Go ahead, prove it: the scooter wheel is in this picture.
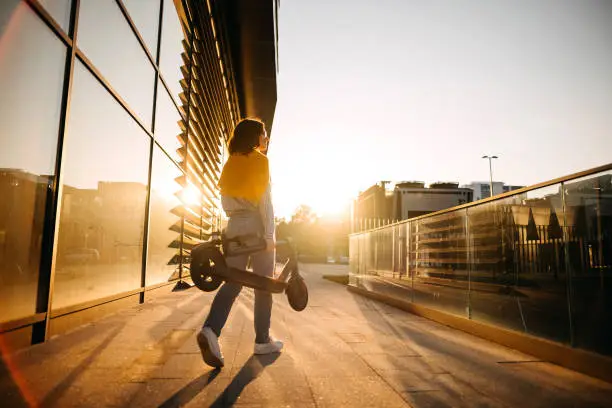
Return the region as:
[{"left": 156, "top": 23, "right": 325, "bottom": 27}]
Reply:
[
  {"left": 190, "top": 245, "right": 224, "bottom": 292},
  {"left": 192, "top": 272, "right": 222, "bottom": 292},
  {"left": 286, "top": 274, "right": 308, "bottom": 311}
]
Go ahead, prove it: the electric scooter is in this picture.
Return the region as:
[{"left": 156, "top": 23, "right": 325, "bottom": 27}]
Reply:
[{"left": 189, "top": 233, "right": 308, "bottom": 311}]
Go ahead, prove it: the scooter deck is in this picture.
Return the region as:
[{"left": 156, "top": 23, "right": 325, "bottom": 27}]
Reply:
[
  {"left": 190, "top": 238, "right": 298, "bottom": 293},
  {"left": 189, "top": 240, "right": 308, "bottom": 311},
  {"left": 221, "top": 267, "right": 287, "bottom": 293},
  {"left": 216, "top": 256, "right": 295, "bottom": 293}
]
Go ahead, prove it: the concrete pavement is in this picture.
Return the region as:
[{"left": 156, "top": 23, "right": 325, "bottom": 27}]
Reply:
[{"left": 1, "top": 264, "right": 611, "bottom": 407}]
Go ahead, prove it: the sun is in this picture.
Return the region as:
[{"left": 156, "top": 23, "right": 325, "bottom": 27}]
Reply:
[
  {"left": 308, "top": 194, "right": 350, "bottom": 218},
  {"left": 267, "top": 138, "right": 363, "bottom": 221},
  {"left": 273, "top": 181, "right": 353, "bottom": 220}
]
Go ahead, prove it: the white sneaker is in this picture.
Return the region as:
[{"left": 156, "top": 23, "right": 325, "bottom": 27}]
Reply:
[
  {"left": 197, "top": 327, "right": 224, "bottom": 368},
  {"left": 254, "top": 337, "right": 284, "bottom": 355}
]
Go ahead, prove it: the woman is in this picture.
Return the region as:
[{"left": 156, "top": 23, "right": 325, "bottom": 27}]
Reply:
[{"left": 197, "top": 118, "right": 282, "bottom": 368}]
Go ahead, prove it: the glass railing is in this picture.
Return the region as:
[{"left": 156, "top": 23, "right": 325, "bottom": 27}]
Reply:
[{"left": 349, "top": 164, "right": 612, "bottom": 357}]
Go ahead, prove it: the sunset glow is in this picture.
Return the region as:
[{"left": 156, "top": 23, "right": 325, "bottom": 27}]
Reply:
[
  {"left": 181, "top": 182, "right": 201, "bottom": 206},
  {"left": 267, "top": 0, "right": 612, "bottom": 221}
]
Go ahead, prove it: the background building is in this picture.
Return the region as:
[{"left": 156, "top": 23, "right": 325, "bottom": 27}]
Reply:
[
  {"left": 393, "top": 181, "right": 473, "bottom": 220},
  {"left": 463, "top": 181, "right": 524, "bottom": 201},
  {"left": 352, "top": 180, "right": 473, "bottom": 232},
  {"left": 351, "top": 182, "right": 395, "bottom": 230},
  {"left": 0, "top": 0, "right": 278, "bottom": 350}
]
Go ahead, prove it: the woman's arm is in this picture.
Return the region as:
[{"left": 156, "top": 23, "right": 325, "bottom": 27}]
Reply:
[{"left": 258, "top": 183, "right": 275, "bottom": 247}]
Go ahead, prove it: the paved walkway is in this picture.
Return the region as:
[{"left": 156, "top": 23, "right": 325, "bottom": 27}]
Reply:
[{"left": 2, "top": 264, "right": 612, "bottom": 407}]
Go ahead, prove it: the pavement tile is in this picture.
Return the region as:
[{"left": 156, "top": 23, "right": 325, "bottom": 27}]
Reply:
[
  {"left": 400, "top": 390, "right": 456, "bottom": 408},
  {"left": 298, "top": 352, "right": 375, "bottom": 377},
  {"left": 349, "top": 339, "right": 420, "bottom": 357},
  {"left": 134, "top": 348, "right": 172, "bottom": 366},
  {"left": 360, "top": 354, "right": 447, "bottom": 375},
  {"left": 176, "top": 336, "right": 202, "bottom": 354},
  {"left": 153, "top": 353, "right": 230, "bottom": 380},
  {"left": 373, "top": 370, "right": 440, "bottom": 394},
  {"left": 129, "top": 374, "right": 224, "bottom": 408},
  {"left": 416, "top": 353, "right": 580, "bottom": 408},
  {"left": 288, "top": 336, "right": 354, "bottom": 355},
  {"left": 183, "top": 377, "right": 235, "bottom": 407},
  {"left": 4, "top": 263, "right": 612, "bottom": 408},
  {"left": 307, "top": 375, "right": 408, "bottom": 408},
  {"left": 336, "top": 332, "right": 368, "bottom": 343},
  {"left": 430, "top": 373, "right": 507, "bottom": 408},
  {"left": 122, "top": 363, "right": 165, "bottom": 383},
  {"left": 229, "top": 351, "right": 303, "bottom": 378},
  {"left": 88, "top": 347, "right": 144, "bottom": 368},
  {"left": 384, "top": 317, "right": 532, "bottom": 363},
  {"left": 212, "top": 370, "right": 313, "bottom": 406},
  {"left": 70, "top": 366, "right": 150, "bottom": 385},
  {"left": 231, "top": 404, "right": 316, "bottom": 408},
  {"left": 43, "top": 378, "right": 142, "bottom": 408},
  {"left": 498, "top": 361, "right": 612, "bottom": 407}
]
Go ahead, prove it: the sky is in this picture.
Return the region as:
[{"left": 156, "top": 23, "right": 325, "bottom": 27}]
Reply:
[{"left": 267, "top": 0, "right": 612, "bottom": 219}]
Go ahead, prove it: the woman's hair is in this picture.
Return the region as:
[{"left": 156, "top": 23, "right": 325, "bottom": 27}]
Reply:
[{"left": 228, "top": 118, "right": 265, "bottom": 154}]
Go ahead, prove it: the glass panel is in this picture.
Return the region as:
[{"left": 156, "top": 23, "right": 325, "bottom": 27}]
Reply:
[
  {"left": 564, "top": 171, "right": 612, "bottom": 356},
  {"left": 0, "top": 2, "right": 66, "bottom": 322},
  {"left": 351, "top": 231, "right": 372, "bottom": 289},
  {"left": 122, "top": 0, "right": 160, "bottom": 59},
  {"left": 349, "top": 232, "right": 362, "bottom": 285},
  {"left": 77, "top": 0, "right": 155, "bottom": 129},
  {"left": 375, "top": 228, "right": 394, "bottom": 277},
  {"left": 52, "top": 60, "right": 150, "bottom": 310},
  {"left": 146, "top": 146, "right": 182, "bottom": 286},
  {"left": 356, "top": 233, "right": 368, "bottom": 286},
  {"left": 154, "top": 80, "right": 183, "bottom": 163},
  {"left": 365, "top": 231, "right": 374, "bottom": 275},
  {"left": 349, "top": 234, "right": 358, "bottom": 275},
  {"left": 397, "top": 223, "right": 408, "bottom": 279},
  {"left": 37, "top": 0, "right": 72, "bottom": 32},
  {"left": 467, "top": 185, "right": 571, "bottom": 344},
  {"left": 406, "top": 220, "right": 417, "bottom": 301},
  {"left": 350, "top": 225, "right": 413, "bottom": 303},
  {"left": 412, "top": 211, "right": 469, "bottom": 317},
  {"left": 159, "top": 0, "right": 188, "bottom": 104}
]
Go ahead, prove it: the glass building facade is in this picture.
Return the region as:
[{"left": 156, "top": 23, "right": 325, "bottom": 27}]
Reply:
[
  {"left": 350, "top": 165, "right": 612, "bottom": 358},
  {"left": 0, "top": 0, "right": 278, "bottom": 350}
]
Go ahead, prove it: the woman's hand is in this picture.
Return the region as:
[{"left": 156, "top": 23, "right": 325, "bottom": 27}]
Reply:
[{"left": 265, "top": 237, "right": 275, "bottom": 252}]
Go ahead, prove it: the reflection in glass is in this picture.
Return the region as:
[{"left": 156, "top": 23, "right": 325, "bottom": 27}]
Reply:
[
  {"left": 564, "top": 171, "right": 612, "bottom": 355},
  {"left": 0, "top": 2, "right": 66, "bottom": 322},
  {"left": 412, "top": 211, "right": 469, "bottom": 317},
  {"left": 53, "top": 60, "right": 150, "bottom": 310},
  {"left": 349, "top": 173, "right": 612, "bottom": 356},
  {"left": 159, "top": 0, "right": 188, "bottom": 103},
  {"left": 467, "top": 185, "right": 571, "bottom": 343},
  {"left": 154, "top": 80, "right": 183, "bottom": 163},
  {"left": 122, "top": 0, "right": 160, "bottom": 59},
  {"left": 146, "top": 146, "right": 182, "bottom": 286},
  {"left": 374, "top": 228, "right": 393, "bottom": 275},
  {"left": 38, "top": 0, "right": 72, "bottom": 32},
  {"left": 404, "top": 220, "right": 417, "bottom": 302},
  {"left": 77, "top": 0, "right": 155, "bottom": 129}
]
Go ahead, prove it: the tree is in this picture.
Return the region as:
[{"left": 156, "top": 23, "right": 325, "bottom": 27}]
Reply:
[
  {"left": 276, "top": 204, "right": 350, "bottom": 263},
  {"left": 290, "top": 204, "right": 317, "bottom": 225}
]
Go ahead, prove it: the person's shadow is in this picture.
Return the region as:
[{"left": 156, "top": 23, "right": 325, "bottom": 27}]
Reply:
[
  {"left": 158, "top": 368, "right": 221, "bottom": 408},
  {"left": 210, "top": 353, "right": 280, "bottom": 407},
  {"left": 157, "top": 353, "right": 279, "bottom": 408}
]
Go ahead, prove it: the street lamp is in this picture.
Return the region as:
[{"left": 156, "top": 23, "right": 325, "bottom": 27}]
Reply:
[{"left": 482, "top": 155, "right": 498, "bottom": 197}]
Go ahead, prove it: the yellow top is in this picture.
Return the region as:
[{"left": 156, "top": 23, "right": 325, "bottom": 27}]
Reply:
[{"left": 218, "top": 150, "right": 270, "bottom": 204}]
